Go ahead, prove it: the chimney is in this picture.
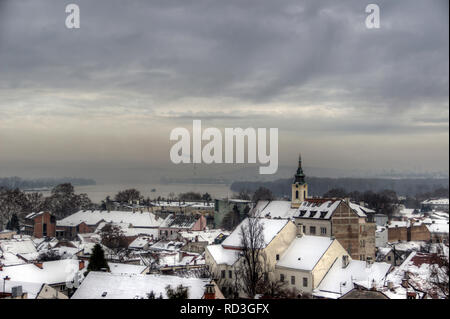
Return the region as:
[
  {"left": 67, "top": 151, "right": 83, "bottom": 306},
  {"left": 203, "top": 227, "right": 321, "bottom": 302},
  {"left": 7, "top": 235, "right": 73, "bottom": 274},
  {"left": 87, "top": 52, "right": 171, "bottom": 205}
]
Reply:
[
  {"left": 401, "top": 278, "right": 409, "bottom": 288},
  {"left": 204, "top": 283, "right": 216, "bottom": 299},
  {"left": 366, "top": 257, "right": 374, "bottom": 268},
  {"left": 79, "top": 260, "right": 85, "bottom": 270},
  {"left": 34, "top": 262, "right": 43, "bottom": 269},
  {"left": 387, "top": 281, "right": 394, "bottom": 290},
  {"left": 342, "top": 255, "right": 349, "bottom": 268},
  {"left": 296, "top": 223, "right": 303, "bottom": 237},
  {"left": 344, "top": 197, "right": 350, "bottom": 205}
]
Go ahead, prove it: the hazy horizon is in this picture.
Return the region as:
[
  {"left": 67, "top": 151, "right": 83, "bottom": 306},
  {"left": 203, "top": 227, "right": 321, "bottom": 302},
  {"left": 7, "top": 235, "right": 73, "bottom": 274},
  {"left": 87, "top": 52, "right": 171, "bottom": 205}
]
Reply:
[{"left": 1, "top": 0, "right": 448, "bottom": 183}]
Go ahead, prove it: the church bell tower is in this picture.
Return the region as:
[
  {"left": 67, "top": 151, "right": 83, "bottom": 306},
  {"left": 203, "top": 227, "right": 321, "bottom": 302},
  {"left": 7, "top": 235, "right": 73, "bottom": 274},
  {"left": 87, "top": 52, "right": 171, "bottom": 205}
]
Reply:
[{"left": 291, "top": 154, "right": 308, "bottom": 208}]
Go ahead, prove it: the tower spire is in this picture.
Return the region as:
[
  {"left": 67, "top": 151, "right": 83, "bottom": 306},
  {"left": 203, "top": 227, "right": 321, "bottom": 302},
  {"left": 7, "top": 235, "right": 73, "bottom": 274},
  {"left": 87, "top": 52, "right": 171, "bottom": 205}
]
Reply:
[{"left": 294, "top": 153, "right": 305, "bottom": 184}]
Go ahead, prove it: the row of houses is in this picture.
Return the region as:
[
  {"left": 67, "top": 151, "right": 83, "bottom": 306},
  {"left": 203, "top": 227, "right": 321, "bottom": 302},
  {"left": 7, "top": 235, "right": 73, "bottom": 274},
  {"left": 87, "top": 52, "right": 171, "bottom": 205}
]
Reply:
[{"left": 22, "top": 209, "right": 208, "bottom": 242}]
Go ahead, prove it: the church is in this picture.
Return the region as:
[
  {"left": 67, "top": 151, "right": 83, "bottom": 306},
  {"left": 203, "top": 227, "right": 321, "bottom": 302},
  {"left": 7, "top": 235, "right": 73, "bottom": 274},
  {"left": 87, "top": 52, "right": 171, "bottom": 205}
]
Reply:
[{"left": 252, "top": 155, "right": 376, "bottom": 261}]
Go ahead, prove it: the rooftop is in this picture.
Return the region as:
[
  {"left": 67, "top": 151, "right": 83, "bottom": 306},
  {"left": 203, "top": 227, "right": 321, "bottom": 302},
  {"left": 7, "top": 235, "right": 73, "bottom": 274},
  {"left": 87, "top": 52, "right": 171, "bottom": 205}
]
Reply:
[{"left": 71, "top": 271, "right": 210, "bottom": 299}]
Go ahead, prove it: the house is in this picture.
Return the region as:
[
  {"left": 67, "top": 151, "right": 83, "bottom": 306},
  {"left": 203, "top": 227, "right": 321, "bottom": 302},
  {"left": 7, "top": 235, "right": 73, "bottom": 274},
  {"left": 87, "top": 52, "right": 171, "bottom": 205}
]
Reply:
[
  {"left": 1, "top": 280, "right": 68, "bottom": 299},
  {"left": 387, "top": 220, "right": 431, "bottom": 242},
  {"left": 313, "top": 258, "right": 391, "bottom": 299},
  {"left": 205, "top": 218, "right": 297, "bottom": 297},
  {"left": 0, "top": 237, "right": 39, "bottom": 263},
  {"left": 56, "top": 210, "right": 162, "bottom": 240},
  {"left": 275, "top": 235, "right": 350, "bottom": 294},
  {"left": 0, "top": 230, "right": 16, "bottom": 240},
  {"left": 159, "top": 214, "right": 207, "bottom": 240},
  {"left": 128, "top": 235, "right": 155, "bottom": 250},
  {"left": 248, "top": 156, "right": 376, "bottom": 262},
  {"left": 0, "top": 259, "right": 87, "bottom": 296},
  {"left": 423, "top": 219, "right": 449, "bottom": 244},
  {"left": 24, "top": 211, "right": 56, "bottom": 238},
  {"left": 421, "top": 198, "right": 449, "bottom": 212},
  {"left": 178, "top": 229, "right": 230, "bottom": 254},
  {"left": 376, "top": 225, "right": 388, "bottom": 248},
  {"left": 379, "top": 251, "right": 447, "bottom": 299},
  {"left": 71, "top": 271, "right": 211, "bottom": 299},
  {"left": 293, "top": 198, "right": 376, "bottom": 261}
]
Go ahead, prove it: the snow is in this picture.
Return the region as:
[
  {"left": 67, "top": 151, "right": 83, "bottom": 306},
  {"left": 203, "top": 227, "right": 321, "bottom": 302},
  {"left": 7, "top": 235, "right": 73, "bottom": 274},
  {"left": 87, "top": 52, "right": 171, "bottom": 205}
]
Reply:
[
  {"left": 57, "top": 210, "right": 162, "bottom": 228},
  {"left": 426, "top": 220, "right": 449, "bottom": 234},
  {"left": 149, "top": 240, "right": 184, "bottom": 252},
  {"left": 71, "top": 271, "right": 210, "bottom": 299},
  {"left": 108, "top": 262, "right": 147, "bottom": 275},
  {"left": 294, "top": 200, "right": 341, "bottom": 219},
  {"left": 252, "top": 200, "right": 297, "bottom": 219},
  {"left": 349, "top": 202, "right": 372, "bottom": 217},
  {"left": 382, "top": 251, "right": 446, "bottom": 299},
  {"left": 276, "top": 236, "right": 334, "bottom": 271},
  {"left": 95, "top": 221, "right": 159, "bottom": 238},
  {"left": 3, "top": 280, "right": 44, "bottom": 299},
  {"left": 0, "top": 251, "right": 27, "bottom": 266},
  {"left": 221, "top": 218, "right": 289, "bottom": 249},
  {"left": 206, "top": 244, "right": 240, "bottom": 266},
  {"left": 0, "top": 238, "right": 37, "bottom": 255},
  {"left": 314, "top": 259, "right": 391, "bottom": 298},
  {"left": 129, "top": 236, "right": 154, "bottom": 250},
  {"left": 178, "top": 229, "right": 230, "bottom": 244},
  {"left": 0, "top": 259, "right": 87, "bottom": 285},
  {"left": 421, "top": 198, "right": 449, "bottom": 205},
  {"left": 159, "top": 214, "right": 199, "bottom": 229}
]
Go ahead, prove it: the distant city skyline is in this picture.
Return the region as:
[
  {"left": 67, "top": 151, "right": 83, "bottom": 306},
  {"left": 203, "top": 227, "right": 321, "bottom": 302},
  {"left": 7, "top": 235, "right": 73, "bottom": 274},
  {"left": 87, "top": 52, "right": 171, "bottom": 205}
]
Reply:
[{"left": 0, "top": 0, "right": 448, "bottom": 183}]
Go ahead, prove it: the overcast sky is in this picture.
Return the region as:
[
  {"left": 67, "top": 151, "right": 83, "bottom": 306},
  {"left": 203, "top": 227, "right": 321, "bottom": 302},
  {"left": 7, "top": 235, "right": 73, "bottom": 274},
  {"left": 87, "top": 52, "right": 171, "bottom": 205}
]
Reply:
[{"left": 0, "top": 0, "right": 448, "bottom": 182}]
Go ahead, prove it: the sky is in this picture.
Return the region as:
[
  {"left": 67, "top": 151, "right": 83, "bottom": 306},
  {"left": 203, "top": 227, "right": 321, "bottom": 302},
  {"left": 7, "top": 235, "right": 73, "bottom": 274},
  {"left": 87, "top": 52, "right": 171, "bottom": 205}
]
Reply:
[{"left": 0, "top": 0, "right": 448, "bottom": 183}]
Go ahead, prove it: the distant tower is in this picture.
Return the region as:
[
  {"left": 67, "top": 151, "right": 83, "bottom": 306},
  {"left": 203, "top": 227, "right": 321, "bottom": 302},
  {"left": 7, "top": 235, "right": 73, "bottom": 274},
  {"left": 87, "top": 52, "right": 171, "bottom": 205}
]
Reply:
[{"left": 291, "top": 154, "right": 308, "bottom": 208}]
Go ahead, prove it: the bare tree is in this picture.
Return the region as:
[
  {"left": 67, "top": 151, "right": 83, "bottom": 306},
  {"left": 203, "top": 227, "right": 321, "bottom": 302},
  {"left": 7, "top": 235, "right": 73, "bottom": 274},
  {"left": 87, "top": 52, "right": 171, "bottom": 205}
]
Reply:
[{"left": 239, "top": 216, "right": 266, "bottom": 298}]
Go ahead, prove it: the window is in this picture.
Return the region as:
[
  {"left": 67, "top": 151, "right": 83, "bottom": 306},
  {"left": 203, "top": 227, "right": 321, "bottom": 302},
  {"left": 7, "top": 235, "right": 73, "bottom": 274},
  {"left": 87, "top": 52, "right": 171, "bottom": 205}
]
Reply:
[
  {"left": 303, "top": 277, "right": 308, "bottom": 287},
  {"left": 295, "top": 190, "right": 299, "bottom": 199},
  {"left": 304, "top": 190, "right": 306, "bottom": 199},
  {"left": 276, "top": 254, "right": 280, "bottom": 261},
  {"left": 43, "top": 223, "right": 47, "bottom": 237},
  {"left": 280, "top": 274, "right": 285, "bottom": 282},
  {"left": 387, "top": 256, "right": 392, "bottom": 261},
  {"left": 310, "top": 226, "right": 316, "bottom": 235},
  {"left": 221, "top": 270, "right": 226, "bottom": 279},
  {"left": 229, "top": 270, "right": 232, "bottom": 279},
  {"left": 320, "top": 227, "right": 327, "bottom": 235},
  {"left": 291, "top": 276, "right": 295, "bottom": 285},
  {"left": 303, "top": 225, "right": 306, "bottom": 233}
]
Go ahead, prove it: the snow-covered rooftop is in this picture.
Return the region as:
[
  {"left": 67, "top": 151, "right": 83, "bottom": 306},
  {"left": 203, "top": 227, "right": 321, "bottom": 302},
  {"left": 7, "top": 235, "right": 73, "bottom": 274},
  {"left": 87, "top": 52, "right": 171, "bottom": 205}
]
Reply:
[
  {"left": 0, "top": 259, "right": 87, "bottom": 285},
  {"left": 294, "top": 199, "right": 341, "bottom": 219},
  {"left": 314, "top": 259, "right": 391, "bottom": 298},
  {"left": 108, "top": 262, "right": 147, "bottom": 275},
  {"left": 221, "top": 218, "right": 289, "bottom": 249},
  {"left": 71, "top": 271, "right": 209, "bottom": 299},
  {"left": 252, "top": 200, "right": 297, "bottom": 219},
  {"left": 57, "top": 210, "right": 162, "bottom": 228},
  {"left": 159, "top": 214, "right": 199, "bottom": 229},
  {"left": 178, "top": 229, "right": 230, "bottom": 244},
  {"left": 206, "top": 244, "right": 240, "bottom": 266},
  {"left": 421, "top": 198, "right": 449, "bottom": 205},
  {"left": 0, "top": 238, "right": 37, "bottom": 255},
  {"left": 3, "top": 280, "right": 45, "bottom": 299},
  {"left": 276, "top": 235, "right": 335, "bottom": 271}
]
